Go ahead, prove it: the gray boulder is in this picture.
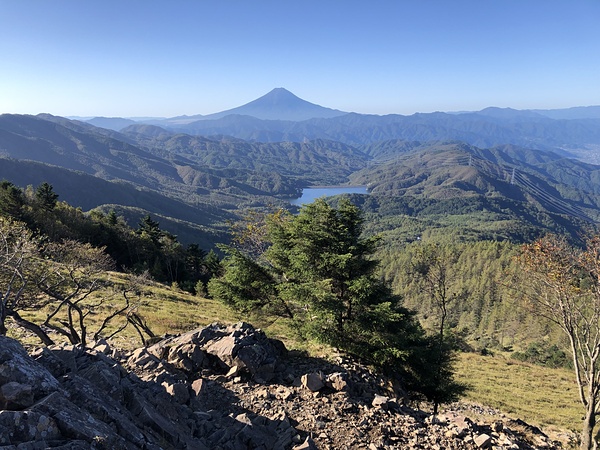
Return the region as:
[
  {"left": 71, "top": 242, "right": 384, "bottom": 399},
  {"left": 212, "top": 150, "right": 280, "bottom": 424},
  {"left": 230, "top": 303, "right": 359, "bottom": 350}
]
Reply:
[
  {"left": 0, "top": 382, "right": 34, "bottom": 410},
  {"left": 146, "top": 322, "right": 286, "bottom": 381},
  {"left": 0, "top": 336, "right": 60, "bottom": 398}
]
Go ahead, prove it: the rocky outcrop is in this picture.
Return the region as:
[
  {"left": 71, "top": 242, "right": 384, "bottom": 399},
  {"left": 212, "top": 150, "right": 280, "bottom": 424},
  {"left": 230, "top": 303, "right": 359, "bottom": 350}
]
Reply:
[{"left": 0, "top": 322, "right": 565, "bottom": 449}]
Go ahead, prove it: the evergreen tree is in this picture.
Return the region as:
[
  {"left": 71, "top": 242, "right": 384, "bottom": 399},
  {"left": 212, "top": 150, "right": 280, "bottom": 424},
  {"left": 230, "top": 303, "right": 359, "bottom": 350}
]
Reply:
[
  {"left": 0, "top": 181, "right": 25, "bottom": 219},
  {"left": 210, "top": 199, "right": 464, "bottom": 409},
  {"left": 266, "top": 198, "right": 383, "bottom": 341},
  {"left": 203, "top": 250, "right": 222, "bottom": 279},
  {"left": 106, "top": 209, "right": 118, "bottom": 226},
  {"left": 208, "top": 246, "right": 281, "bottom": 314},
  {"left": 136, "top": 214, "right": 163, "bottom": 246},
  {"left": 35, "top": 182, "right": 59, "bottom": 211}
]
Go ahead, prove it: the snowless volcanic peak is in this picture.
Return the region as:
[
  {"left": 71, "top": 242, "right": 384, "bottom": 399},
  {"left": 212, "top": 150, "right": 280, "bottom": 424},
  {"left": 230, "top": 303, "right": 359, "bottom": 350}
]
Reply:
[{"left": 202, "top": 88, "right": 348, "bottom": 121}]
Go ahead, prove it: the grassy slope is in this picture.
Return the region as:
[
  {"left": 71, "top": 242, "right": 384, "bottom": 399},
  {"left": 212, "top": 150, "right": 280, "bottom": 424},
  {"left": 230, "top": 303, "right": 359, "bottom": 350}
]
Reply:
[
  {"left": 9, "top": 278, "right": 582, "bottom": 439},
  {"left": 455, "top": 352, "right": 581, "bottom": 434},
  {"left": 9, "top": 274, "right": 239, "bottom": 349},
  {"left": 135, "top": 289, "right": 585, "bottom": 437}
]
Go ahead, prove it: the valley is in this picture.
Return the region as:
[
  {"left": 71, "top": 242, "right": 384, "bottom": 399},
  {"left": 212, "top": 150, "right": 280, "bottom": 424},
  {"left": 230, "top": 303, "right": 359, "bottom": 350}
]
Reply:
[{"left": 2, "top": 89, "right": 600, "bottom": 448}]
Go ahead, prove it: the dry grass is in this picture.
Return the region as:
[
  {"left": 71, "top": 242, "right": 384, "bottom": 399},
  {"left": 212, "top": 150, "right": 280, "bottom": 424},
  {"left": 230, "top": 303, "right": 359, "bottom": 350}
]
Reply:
[
  {"left": 9, "top": 273, "right": 240, "bottom": 349},
  {"left": 455, "top": 351, "right": 581, "bottom": 436},
  {"left": 7, "top": 273, "right": 584, "bottom": 443},
  {"left": 7, "top": 273, "right": 316, "bottom": 353}
]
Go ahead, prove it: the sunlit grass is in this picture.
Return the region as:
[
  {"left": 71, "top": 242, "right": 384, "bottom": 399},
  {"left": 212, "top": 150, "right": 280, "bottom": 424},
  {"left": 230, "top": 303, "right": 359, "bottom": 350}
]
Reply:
[
  {"left": 8, "top": 272, "right": 322, "bottom": 353},
  {"left": 9, "top": 272, "right": 240, "bottom": 349},
  {"left": 455, "top": 351, "right": 581, "bottom": 435},
  {"left": 7, "top": 271, "right": 584, "bottom": 443}
]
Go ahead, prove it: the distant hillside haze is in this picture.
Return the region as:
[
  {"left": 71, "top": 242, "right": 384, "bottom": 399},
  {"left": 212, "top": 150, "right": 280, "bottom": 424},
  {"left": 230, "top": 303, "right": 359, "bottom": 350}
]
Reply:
[
  {"left": 78, "top": 89, "right": 600, "bottom": 156},
  {"left": 2, "top": 110, "right": 600, "bottom": 245},
  {"left": 532, "top": 105, "right": 600, "bottom": 120},
  {"left": 85, "top": 117, "right": 137, "bottom": 131},
  {"left": 118, "top": 90, "right": 600, "bottom": 155}
]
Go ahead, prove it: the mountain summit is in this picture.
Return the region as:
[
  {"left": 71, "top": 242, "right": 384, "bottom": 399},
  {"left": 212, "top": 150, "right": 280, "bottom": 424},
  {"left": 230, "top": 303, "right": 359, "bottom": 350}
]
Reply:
[{"left": 201, "top": 88, "right": 347, "bottom": 121}]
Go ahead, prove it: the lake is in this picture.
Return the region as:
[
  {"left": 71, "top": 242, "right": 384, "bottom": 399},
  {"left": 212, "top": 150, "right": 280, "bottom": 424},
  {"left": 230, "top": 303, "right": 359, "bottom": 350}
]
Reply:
[{"left": 290, "top": 186, "right": 369, "bottom": 206}]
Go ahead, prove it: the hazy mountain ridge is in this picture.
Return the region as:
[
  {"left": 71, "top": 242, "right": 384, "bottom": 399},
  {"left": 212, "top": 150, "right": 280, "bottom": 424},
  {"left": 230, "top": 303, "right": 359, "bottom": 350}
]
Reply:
[
  {"left": 122, "top": 126, "right": 368, "bottom": 185},
  {"left": 0, "top": 114, "right": 172, "bottom": 188},
  {"left": 2, "top": 87, "right": 600, "bottom": 245},
  {"left": 532, "top": 105, "right": 600, "bottom": 120},
  {"left": 351, "top": 141, "right": 600, "bottom": 224},
  {"left": 85, "top": 116, "right": 137, "bottom": 131},
  {"left": 0, "top": 114, "right": 317, "bottom": 198},
  {"left": 79, "top": 90, "right": 600, "bottom": 161},
  {"left": 142, "top": 109, "right": 600, "bottom": 156}
]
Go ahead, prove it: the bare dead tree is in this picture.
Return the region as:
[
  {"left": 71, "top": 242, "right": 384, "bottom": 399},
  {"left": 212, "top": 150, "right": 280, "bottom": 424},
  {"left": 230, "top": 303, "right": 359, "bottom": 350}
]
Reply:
[
  {"left": 35, "top": 240, "right": 115, "bottom": 347},
  {"left": 520, "top": 234, "right": 600, "bottom": 450},
  {"left": 0, "top": 218, "right": 55, "bottom": 344},
  {"left": 100, "top": 271, "right": 156, "bottom": 345}
]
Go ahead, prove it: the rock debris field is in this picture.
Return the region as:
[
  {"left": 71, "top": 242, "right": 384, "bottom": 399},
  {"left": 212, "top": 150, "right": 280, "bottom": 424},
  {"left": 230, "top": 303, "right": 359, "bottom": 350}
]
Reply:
[{"left": 0, "top": 322, "right": 566, "bottom": 449}]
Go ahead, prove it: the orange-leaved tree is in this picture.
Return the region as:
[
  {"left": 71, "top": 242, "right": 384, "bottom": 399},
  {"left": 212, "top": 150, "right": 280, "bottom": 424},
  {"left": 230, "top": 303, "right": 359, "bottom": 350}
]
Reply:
[{"left": 520, "top": 234, "right": 600, "bottom": 450}]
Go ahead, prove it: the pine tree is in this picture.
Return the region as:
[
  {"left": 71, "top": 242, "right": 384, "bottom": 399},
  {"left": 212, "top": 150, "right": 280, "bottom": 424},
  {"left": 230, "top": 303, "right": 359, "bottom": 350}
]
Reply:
[
  {"left": 0, "top": 181, "right": 24, "bottom": 219},
  {"left": 35, "top": 182, "right": 59, "bottom": 211},
  {"left": 266, "top": 198, "right": 382, "bottom": 341},
  {"left": 210, "top": 199, "right": 465, "bottom": 411}
]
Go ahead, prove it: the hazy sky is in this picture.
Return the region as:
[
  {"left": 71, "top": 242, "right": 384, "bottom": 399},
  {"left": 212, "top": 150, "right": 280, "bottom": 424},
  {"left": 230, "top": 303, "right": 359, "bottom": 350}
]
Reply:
[{"left": 1, "top": 1, "right": 599, "bottom": 117}]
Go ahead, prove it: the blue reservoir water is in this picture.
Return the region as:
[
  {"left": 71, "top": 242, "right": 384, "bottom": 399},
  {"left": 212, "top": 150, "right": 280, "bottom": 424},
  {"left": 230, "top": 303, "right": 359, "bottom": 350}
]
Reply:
[{"left": 290, "top": 186, "right": 369, "bottom": 206}]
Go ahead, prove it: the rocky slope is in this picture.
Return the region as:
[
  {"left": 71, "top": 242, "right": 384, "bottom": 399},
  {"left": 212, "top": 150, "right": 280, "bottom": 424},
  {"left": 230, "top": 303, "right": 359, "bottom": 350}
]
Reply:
[{"left": 0, "top": 323, "right": 564, "bottom": 449}]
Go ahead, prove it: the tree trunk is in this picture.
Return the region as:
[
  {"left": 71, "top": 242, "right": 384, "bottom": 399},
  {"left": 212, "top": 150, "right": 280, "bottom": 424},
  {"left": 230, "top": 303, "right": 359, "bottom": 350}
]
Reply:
[
  {"left": 7, "top": 310, "right": 55, "bottom": 346},
  {"left": 581, "top": 404, "right": 596, "bottom": 450},
  {"left": 0, "top": 305, "right": 7, "bottom": 335}
]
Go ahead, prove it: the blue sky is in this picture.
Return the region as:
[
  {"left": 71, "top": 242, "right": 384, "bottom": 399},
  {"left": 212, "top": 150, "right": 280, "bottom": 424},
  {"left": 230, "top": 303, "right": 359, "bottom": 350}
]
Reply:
[{"left": 1, "top": 1, "right": 599, "bottom": 117}]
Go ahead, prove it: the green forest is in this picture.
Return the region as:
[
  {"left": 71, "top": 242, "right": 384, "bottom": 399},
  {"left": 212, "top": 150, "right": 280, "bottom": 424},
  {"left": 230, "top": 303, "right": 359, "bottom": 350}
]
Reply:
[{"left": 0, "top": 177, "right": 591, "bottom": 371}]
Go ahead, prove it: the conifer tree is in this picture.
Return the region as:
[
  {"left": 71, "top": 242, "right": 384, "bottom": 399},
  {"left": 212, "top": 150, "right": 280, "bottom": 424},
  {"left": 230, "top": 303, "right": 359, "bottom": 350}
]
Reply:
[
  {"left": 0, "top": 181, "right": 25, "bottom": 219},
  {"left": 35, "top": 182, "right": 59, "bottom": 211},
  {"left": 210, "top": 199, "right": 465, "bottom": 409}
]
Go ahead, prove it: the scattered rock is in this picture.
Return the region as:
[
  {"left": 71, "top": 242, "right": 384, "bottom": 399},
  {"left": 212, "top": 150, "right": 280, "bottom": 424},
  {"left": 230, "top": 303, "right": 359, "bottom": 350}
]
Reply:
[
  {"left": 191, "top": 377, "right": 206, "bottom": 397},
  {"left": 325, "top": 372, "right": 347, "bottom": 391},
  {"left": 491, "top": 420, "right": 504, "bottom": 432},
  {"left": 162, "top": 380, "right": 190, "bottom": 404},
  {"left": 474, "top": 433, "right": 493, "bottom": 448},
  {"left": 0, "top": 324, "right": 564, "bottom": 450},
  {"left": 0, "top": 381, "right": 34, "bottom": 409},
  {"left": 92, "top": 338, "right": 111, "bottom": 355},
  {"left": 293, "top": 436, "right": 318, "bottom": 450},
  {"left": 301, "top": 372, "right": 325, "bottom": 392},
  {"left": 372, "top": 394, "right": 390, "bottom": 409}
]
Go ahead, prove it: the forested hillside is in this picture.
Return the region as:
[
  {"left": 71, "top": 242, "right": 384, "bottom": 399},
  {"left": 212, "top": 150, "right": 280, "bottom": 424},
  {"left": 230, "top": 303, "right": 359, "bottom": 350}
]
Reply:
[
  {"left": 146, "top": 109, "right": 600, "bottom": 153},
  {"left": 122, "top": 126, "right": 366, "bottom": 186},
  {"left": 0, "top": 181, "right": 221, "bottom": 292},
  {"left": 2, "top": 113, "right": 600, "bottom": 351}
]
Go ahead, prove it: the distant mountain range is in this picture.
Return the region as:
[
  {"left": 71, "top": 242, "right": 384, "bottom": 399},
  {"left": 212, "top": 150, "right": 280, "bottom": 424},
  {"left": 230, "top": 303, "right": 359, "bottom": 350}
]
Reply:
[
  {"left": 0, "top": 113, "right": 365, "bottom": 243},
  {"left": 2, "top": 89, "right": 600, "bottom": 246},
  {"left": 75, "top": 89, "right": 600, "bottom": 164},
  {"left": 84, "top": 88, "right": 347, "bottom": 130}
]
